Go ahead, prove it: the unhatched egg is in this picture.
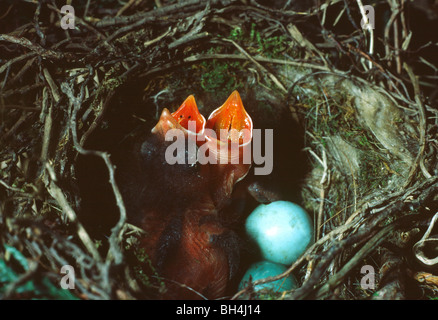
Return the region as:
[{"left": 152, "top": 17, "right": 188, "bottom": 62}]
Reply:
[
  {"left": 238, "top": 261, "right": 298, "bottom": 292},
  {"left": 245, "top": 201, "right": 313, "bottom": 265}
]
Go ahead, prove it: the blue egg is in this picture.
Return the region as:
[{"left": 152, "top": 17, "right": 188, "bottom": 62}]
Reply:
[
  {"left": 238, "top": 261, "right": 298, "bottom": 292},
  {"left": 245, "top": 201, "right": 313, "bottom": 265}
]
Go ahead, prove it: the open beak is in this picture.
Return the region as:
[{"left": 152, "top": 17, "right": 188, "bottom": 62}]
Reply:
[
  {"left": 171, "top": 95, "right": 205, "bottom": 135},
  {"left": 205, "top": 90, "right": 253, "bottom": 163},
  {"left": 204, "top": 91, "right": 253, "bottom": 206},
  {"left": 151, "top": 95, "right": 205, "bottom": 139}
]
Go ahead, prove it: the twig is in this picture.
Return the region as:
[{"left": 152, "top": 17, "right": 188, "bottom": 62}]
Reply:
[
  {"left": 0, "top": 52, "right": 36, "bottom": 75},
  {"left": 40, "top": 89, "right": 52, "bottom": 162},
  {"left": 43, "top": 68, "right": 61, "bottom": 103},
  {"left": 413, "top": 212, "right": 438, "bottom": 266},
  {"left": 0, "top": 179, "right": 23, "bottom": 193},
  {"left": 403, "top": 63, "right": 432, "bottom": 187},
  {"left": 0, "top": 3, "right": 13, "bottom": 21},
  {"left": 95, "top": 0, "right": 220, "bottom": 28},
  {"left": 117, "top": 0, "right": 137, "bottom": 17},
  {"left": 308, "top": 148, "right": 329, "bottom": 240},
  {"left": 60, "top": 78, "right": 127, "bottom": 266},
  {"left": 44, "top": 162, "right": 102, "bottom": 263},
  {"left": 0, "top": 112, "right": 28, "bottom": 144},
  {"left": 8, "top": 56, "right": 37, "bottom": 85},
  {"left": 0, "top": 104, "right": 39, "bottom": 111},
  {"left": 84, "top": 0, "right": 91, "bottom": 18},
  {"left": 0, "top": 34, "right": 63, "bottom": 60},
  {"left": 216, "top": 38, "right": 287, "bottom": 93},
  {"left": 314, "top": 213, "right": 426, "bottom": 298},
  {"left": 141, "top": 52, "right": 331, "bottom": 79},
  {"left": 287, "top": 23, "right": 330, "bottom": 68}
]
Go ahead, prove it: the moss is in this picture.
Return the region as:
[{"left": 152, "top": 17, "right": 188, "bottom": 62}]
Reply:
[
  {"left": 357, "top": 152, "right": 389, "bottom": 193},
  {"left": 187, "top": 21, "right": 300, "bottom": 96},
  {"left": 199, "top": 57, "right": 243, "bottom": 93},
  {"left": 229, "top": 26, "right": 244, "bottom": 41},
  {"left": 127, "top": 242, "right": 167, "bottom": 293},
  {"left": 301, "top": 87, "right": 398, "bottom": 208},
  {"left": 230, "top": 23, "right": 291, "bottom": 59},
  {"left": 94, "top": 239, "right": 102, "bottom": 249}
]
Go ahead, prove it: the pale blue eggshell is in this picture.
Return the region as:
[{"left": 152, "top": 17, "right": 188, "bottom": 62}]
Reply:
[
  {"left": 238, "top": 261, "right": 298, "bottom": 292},
  {"left": 245, "top": 201, "right": 313, "bottom": 265}
]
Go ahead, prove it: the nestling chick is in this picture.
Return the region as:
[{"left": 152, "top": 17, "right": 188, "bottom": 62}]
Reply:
[{"left": 119, "top": 91, "right": 253, "bottom": 299}]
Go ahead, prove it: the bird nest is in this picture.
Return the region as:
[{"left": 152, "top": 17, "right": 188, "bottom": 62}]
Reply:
[{"left": 1, "top": 0, "right": 437, "bottom": 300}]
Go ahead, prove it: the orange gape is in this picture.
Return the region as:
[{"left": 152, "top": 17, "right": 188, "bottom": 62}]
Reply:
[
  {"left": 151, "top": 95, "right": 206, "bottom": 137},
  {"left": 205, "top": 91, "right": 253, "bottom": 208},
  {"left": 171, "top": 95, "right": 205, "bottom": 134},
  {"left": 206, "top": 91, "right": 253, "bottom": 146},
  {"left": 134, "top": 91, "right": 253, "bottom": 299}
]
